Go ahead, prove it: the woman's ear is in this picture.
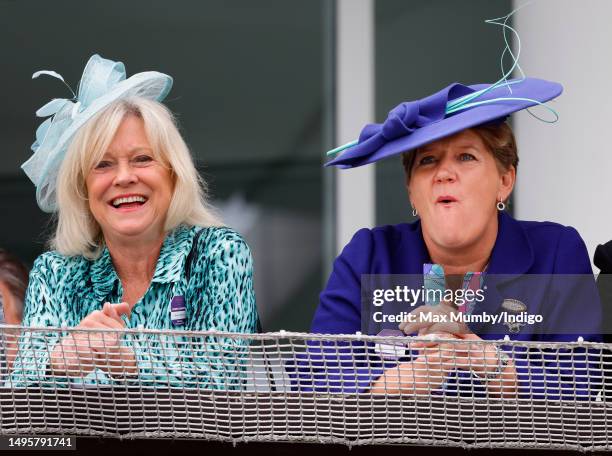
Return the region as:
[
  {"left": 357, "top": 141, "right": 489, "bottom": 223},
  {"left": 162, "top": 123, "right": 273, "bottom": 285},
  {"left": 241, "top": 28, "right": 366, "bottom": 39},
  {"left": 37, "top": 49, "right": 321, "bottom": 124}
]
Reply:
[{"left": 499, "top": 165, "right": 516, "bottom": 201}]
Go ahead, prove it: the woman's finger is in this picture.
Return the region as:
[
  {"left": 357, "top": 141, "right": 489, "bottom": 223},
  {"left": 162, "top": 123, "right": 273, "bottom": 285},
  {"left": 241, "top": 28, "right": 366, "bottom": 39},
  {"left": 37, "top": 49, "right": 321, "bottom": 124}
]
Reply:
[
  {"left": 398, "top": 305, "right": 439, "bottom": 334},
  {"left": 78, "top": 311, "right": 112, "bottom": 328},
  {"left": 102, "top": 303, "right": 127, "bottom": 326},
  {"left": 411, "top": 332, "right": 458, "bottom": 349},
  {"left": 420, "top": 321, "right": 467, "bottom": 336},
  {"left": 101, "top": 302, "right": 119, "bottom": 322},
  {"left": 71, "top": 331, "right": 117, "bottom": 351},
  {"left": 76, "top": 311, "right": 124, "bottom": 350},
  {"left": 399, "top": 302, "right": 462, "bottom": 334},
  {"left": 113, "top": 302, "right": 131, "bottom": 318},
  {"left": 81, "top": 310, "right": 124, "bottom": 329}
]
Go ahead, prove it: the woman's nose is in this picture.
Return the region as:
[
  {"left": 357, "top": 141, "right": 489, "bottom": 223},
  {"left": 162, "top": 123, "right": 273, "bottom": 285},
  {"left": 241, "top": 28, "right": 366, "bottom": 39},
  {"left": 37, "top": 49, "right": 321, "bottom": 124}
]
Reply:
[
  {"left": 113, "top": 162, "right": 138, "bottom": 186},
  {"left": 434, "top": 158, "right": 457, "bottom": 183}
]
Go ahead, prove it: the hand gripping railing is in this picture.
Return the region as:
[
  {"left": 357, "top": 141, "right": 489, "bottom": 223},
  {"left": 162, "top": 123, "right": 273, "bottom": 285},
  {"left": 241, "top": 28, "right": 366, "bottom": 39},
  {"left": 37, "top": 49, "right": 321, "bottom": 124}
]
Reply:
[{"left": 0, "top": 325, "right": 611, "bottom": 451}]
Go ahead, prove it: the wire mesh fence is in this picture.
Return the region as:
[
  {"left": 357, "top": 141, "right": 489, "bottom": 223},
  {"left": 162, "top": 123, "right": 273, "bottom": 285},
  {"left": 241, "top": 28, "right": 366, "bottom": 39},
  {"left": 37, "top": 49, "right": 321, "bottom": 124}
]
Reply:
[{"left": 0, "top": 325, "right": 611, "bottom": 451}]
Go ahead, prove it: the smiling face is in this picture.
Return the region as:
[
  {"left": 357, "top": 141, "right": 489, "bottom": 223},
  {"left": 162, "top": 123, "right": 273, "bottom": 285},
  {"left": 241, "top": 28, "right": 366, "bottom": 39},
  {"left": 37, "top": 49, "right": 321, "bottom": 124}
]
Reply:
[
  {"left": 407, "top": 128, "right": 515, "bottom": 255},
  {"left": 85, "top": 114, "right": 174, "bottom": 245}
]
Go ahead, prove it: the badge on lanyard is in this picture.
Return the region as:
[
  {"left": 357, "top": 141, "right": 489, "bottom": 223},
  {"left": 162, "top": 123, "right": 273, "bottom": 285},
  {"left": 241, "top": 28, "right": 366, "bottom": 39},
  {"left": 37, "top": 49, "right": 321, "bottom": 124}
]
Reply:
[{"left": 169, "top": 296, "right": 186, "bottom": 327}]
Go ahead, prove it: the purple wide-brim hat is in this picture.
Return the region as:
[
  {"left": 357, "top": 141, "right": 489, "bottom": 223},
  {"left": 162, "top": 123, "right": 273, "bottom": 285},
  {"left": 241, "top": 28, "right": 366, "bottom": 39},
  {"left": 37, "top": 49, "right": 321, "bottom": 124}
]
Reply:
[{"left": 326, "top": 77, "right": 562, "bottom": 169}]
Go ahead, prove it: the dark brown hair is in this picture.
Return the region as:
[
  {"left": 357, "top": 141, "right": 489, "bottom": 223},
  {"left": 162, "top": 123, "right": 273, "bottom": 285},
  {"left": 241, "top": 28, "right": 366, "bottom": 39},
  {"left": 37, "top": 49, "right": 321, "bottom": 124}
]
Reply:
[
  {"left": 401, "top": 122, "right": 518, "bottom": 184},
  {"left": 0, "top": 249, "right": 29, "bottom": 305}
]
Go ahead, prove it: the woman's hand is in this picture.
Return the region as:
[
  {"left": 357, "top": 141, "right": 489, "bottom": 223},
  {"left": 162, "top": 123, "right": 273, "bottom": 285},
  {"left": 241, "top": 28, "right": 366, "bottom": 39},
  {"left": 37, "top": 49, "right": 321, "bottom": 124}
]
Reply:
[
  {"left": 406, "top": 333, "right": 518, "bottom": 397},
  {"left": 411, "top": 333, "right": 497, "bottom": 373},
  {"left": 398, "top": 302, "right": 470, "bottom": 337},
  {"left": 398, "top": 303, "right": 496, "bottom": 376},
  {"left": 420, "top": 333, "right": 517, "bottom": 397},
  {"left": 372, "top": 333, "right": 517, "bottom": 396},
  {"left": 88, "top": 302, "right": 138, "bottom": 378},
  {"left": 49, "top": 302, "right": 137, "bottom": 378},
  {"left": 373, "top": 303, "right": 519, "bottom": 396}
]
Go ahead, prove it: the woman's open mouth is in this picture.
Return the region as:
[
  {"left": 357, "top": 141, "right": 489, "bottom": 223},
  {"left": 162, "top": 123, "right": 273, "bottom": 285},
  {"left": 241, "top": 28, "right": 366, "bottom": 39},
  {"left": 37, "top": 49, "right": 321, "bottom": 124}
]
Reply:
[
  {"left": 109, "top": 195, "right": 149, "bottom": 211},
  {"left": 436, "top": 195, "right": 458, "bottom": 206}
]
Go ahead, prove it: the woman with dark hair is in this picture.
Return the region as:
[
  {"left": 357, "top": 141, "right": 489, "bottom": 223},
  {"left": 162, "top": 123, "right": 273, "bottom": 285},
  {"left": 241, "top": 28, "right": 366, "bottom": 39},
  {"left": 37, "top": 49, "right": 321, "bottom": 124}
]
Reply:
[
  {"left": 0, "top": 248, "right": 29, "bottom": 373},
  {"left": 595, "top": 240, "right": 612, "bottom": 340}
]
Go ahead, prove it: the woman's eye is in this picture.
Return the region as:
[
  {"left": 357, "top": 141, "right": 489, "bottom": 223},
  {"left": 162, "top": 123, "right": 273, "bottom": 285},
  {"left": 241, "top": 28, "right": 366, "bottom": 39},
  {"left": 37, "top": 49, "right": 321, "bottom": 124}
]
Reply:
[
  {"left": 133, "top": 155, "right": 153, "bottom": 164},
  {"left": 459, "top": 153, "right": 476, "bottom": 162},
  {"left": 94, "top": 161, "right": 112, "bottom": 170},
  {"left": 418, "top": 155, "right": 436, "bottom": 166}
]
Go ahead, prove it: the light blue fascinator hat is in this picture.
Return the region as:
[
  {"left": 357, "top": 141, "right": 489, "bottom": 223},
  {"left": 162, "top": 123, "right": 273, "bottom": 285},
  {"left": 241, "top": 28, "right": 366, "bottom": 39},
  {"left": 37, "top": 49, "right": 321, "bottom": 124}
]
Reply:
[{"left": 22, "top": 54, "right": 173, "bottom": 213}]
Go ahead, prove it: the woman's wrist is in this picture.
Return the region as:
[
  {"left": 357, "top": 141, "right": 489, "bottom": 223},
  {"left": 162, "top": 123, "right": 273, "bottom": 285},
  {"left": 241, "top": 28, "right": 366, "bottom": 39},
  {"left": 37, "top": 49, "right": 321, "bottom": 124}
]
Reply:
[
  {"left": 469, "top": 344, "right": 508, "bottom": 376},
  {"left": 469, "top": 344, "right": 517, "bottom": 395},
  {"left": 98, "top": 345, "right": 138, "bottom": 379}
]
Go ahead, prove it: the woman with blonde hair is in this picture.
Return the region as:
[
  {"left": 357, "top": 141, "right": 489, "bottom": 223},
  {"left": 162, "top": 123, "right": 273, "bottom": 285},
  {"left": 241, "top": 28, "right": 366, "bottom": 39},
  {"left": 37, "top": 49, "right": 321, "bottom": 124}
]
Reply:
[{"left": 12, "top": 55, "right": 258, "bottom": 386}]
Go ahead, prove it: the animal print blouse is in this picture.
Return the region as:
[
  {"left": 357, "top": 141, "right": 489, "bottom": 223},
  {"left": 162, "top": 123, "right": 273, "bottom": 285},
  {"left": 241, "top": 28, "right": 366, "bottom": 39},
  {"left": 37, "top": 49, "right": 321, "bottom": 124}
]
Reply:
[{"left": 11, "top": 225, "right": 257, "bottom": 388}]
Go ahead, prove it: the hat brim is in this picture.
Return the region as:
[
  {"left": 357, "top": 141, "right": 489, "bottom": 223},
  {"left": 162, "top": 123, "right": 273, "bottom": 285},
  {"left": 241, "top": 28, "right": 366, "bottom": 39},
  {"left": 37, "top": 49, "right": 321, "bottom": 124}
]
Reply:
[
  {"left": 34, "top": 71, "right": 173, "bottom": 213},
  {"left": 327, "top": 78, "right": 562, "bottom": 169}
]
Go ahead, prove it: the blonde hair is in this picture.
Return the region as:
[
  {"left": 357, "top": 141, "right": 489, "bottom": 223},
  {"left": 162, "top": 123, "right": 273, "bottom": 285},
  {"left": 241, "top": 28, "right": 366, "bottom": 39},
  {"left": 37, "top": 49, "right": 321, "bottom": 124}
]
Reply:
[{"left": 53, "top": 97, "right": 222, "bottom": 259}]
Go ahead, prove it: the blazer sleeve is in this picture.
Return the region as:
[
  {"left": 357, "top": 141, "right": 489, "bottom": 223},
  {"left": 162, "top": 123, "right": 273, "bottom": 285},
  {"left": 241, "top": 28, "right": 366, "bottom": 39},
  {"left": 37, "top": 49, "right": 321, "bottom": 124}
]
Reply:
[
  {"left": 513, "top": 226, "right": 603, "bottom": 400},
  {"left": 288, "top": 229, "right": 389, "bottom": 393},
  {"left": 594, "top": 240, "right": 612, "bottom": 342}
]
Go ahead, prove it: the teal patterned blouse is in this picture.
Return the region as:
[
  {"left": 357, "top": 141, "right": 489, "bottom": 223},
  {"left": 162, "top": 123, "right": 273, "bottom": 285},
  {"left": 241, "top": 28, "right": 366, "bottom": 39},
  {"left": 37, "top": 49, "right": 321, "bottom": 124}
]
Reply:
[{"left": 11, "top": 225, "right": 257, "bottom": 388}]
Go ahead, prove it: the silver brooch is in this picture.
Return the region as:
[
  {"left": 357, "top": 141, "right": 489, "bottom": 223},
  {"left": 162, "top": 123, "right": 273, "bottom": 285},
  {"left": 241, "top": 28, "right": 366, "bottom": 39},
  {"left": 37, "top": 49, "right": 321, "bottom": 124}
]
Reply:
[{"left": 500, "top": 298, "right": 527, "bottom": 333}]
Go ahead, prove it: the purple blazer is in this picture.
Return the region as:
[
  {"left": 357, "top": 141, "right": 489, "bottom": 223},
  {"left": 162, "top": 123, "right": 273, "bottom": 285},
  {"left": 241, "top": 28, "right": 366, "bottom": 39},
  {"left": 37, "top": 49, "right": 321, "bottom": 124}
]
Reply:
[{"left": 291, "top": 212, "right": 602, "bottom": 397}]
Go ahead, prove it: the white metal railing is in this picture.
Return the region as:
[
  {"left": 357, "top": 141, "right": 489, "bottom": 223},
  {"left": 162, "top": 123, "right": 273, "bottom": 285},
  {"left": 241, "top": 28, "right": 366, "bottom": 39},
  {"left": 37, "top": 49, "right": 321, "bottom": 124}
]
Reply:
[{"left": 0, "top": 326, "right": 611, "bottom": 451}]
